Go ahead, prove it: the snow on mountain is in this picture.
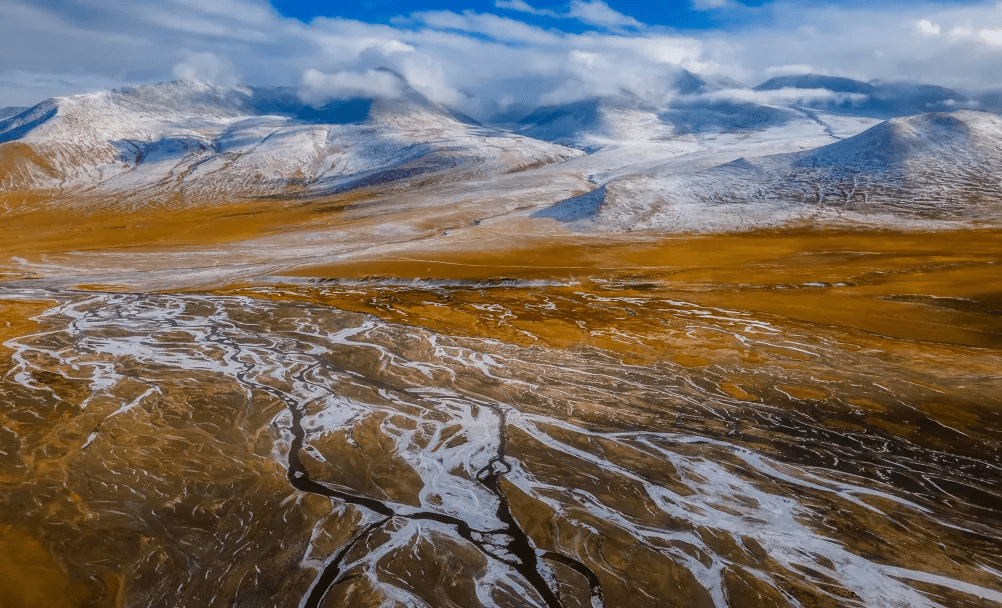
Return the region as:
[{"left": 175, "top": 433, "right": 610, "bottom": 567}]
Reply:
[
  {"left": 514, "top": 94, "right": 800, "bottom": 151},
  {"left": 537, "top": 111, "right": 1002, "bottom": 232},
  {"left": 512, "top": 71, "right": 868, "bottom": 157},
  {"left": 2, "top": 73, "right": 998, "bottom": 235},
  {"left": 659, "top": 99, "right": 805, "bottom": 137},
  {"left": 0, "top": 80, "right": 581, "bottom": 205},
  {"left": 511, "top": 71, "right": 746, "bottom": 150},
  {"left": 515, "top": 93, "right": 677, "bottom": 151}
]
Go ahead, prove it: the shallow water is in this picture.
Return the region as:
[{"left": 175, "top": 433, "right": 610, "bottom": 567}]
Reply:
[{"left": 0, "top": 285, "right": 999, "bottom": 607}]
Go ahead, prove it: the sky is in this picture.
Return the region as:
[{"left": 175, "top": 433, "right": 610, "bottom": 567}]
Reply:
[
  {"left": 267, "top": 0, "right": 775, "bottom": 31},
  {"left": 2, "top": 0, "right": 1002, "bottom": 114}
]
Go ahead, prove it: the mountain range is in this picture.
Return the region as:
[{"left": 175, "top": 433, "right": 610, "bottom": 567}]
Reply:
[{"left": 2, "top": 71, "right": 1001, "bottom": 232}]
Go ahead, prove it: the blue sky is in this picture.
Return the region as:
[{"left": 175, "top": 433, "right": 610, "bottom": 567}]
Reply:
[
  {"left": 2, "top": 0, "right": 1002, "bottom": 110},
  {"left": 267, "top": 0, "right": 945, "bottom": 31},
  {"left": 270, "top": 0, "right": 767, "bottom": 30}
]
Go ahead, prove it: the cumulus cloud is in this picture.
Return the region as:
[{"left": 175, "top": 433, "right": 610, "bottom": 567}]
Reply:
[
  {"left": 916, "top": 19, "right": 942, "bottom": 36},
  {"left": 983, "top": 28, "right": 1002, "bottom": 45},
  {"left": 173, "top": 51, "right": 240, "bottom": 87},
  {"left": 4, "top": 0, "right": 1002, "bottom": 114},
  {"left": 540, "top": 46, "right": 699, "bottom": 105},
  {"left": 298, "top": 68, "right": 406, "bottom": 104}
]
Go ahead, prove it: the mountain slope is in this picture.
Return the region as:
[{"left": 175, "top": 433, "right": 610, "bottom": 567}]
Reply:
[
  {"left": 515, "top": 75, "right": 847, "bottom": 153},
  {"left": 515, "top": 93, "right": 677, "bottom": 151},
  {"left": 0, "top": 80, "right": 581, "bottom": 205},
  {"left": 537, "top": 111, "right": 1002, "bottom": 232}
]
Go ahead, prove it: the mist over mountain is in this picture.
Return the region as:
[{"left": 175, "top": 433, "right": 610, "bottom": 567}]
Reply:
[
  {"left": 751, "top": 74, "right": 971, "bottom": 118},
  {"left": 500, "top": 69, "right": 990, "bottom": 153}
]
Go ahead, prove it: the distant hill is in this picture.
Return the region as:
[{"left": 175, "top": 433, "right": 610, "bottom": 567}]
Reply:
[{"left": 755, "top": 74, "right": 878, "bottom": 96}]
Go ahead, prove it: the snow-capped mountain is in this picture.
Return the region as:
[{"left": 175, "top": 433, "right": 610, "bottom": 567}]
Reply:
[
  {"left": 0, "top": 79, "right": 581, "bottom": 205},
  {"left": 537, "top": 110, "right": 1002, "bottom": 232},
  {"left": 659, "top": 98, "right": 807, "bottom": 137},
  {"left": 2, "top": 71, "right": 1000, "bottom": 234}
]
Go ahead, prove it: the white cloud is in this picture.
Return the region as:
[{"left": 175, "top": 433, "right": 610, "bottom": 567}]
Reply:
[
  {"left": 3, "top": 0, "right": 1002, "bottom": 115},
  {"left": 980, "top": 28, "right": 1002, "bottom": 45},
  {"left": 701, "top": 87, "right": 869, "bottom": 106},
  {"left": 173, "top": 51, "right": 240, "bottom": 87},
  {"left": 0, "top": 70, "right": 130, "bottom": 107},
  {"left": 567, "top": 0, "right": 641, "bottom": 28},
  {"left": 494, "top": 0, "right": 640, "bottom": 29},
  {"left": 948, "top": 25, "right": 973, "bottom": 39},
  {"left": 494, "top": 0, "right": 558, "bottom": 17},
  {"left": 765, "top": 64, "right": 819, "bottom": 76},
  {"left": 298, "top": 68, "right": 406, "bottom": 104},
  {"left": 412, "top": 11, "right": 562, "bottom": 45},
  {"left": 916, "top": 19, "right": 942, "bottom": 35}
]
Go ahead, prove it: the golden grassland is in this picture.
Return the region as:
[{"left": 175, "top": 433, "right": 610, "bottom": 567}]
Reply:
[
  {"left": 0, "top": 189, "right": 377, "bottom": 259},
  {"left": 2, "top": 188, "right": 998, "bottom": 348},
  {"left": 275, "top": 227, "right": 1002, "bottom": 349},
  {"left": 0, "top": 301, "right": 119, "bottom": 608},
  {"left": 0, "top": 300, "right": 54, "bottom": 358},
  {"left": 1, "top": 196, "right": 1000, "bottom": 607}
]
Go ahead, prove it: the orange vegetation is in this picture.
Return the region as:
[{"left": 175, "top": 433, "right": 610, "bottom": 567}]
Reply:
[{"left": 277, "top": 227, "right": 1002, "bottom": 348}]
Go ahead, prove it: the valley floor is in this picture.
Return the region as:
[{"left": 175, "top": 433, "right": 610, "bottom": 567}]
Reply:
[{"left": 0, "top": 199, "right": 1000, "bottom": 607}]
